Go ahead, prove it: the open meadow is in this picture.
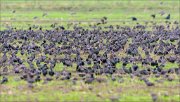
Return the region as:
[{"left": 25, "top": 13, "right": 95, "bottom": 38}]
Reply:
[{"left": 0, "top": 0, "right": 180, "bottom": 102}]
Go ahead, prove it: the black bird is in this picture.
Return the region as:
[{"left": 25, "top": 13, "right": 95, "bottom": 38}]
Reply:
[
  {"left": 27, "top": 77, "right": 35, "bottom": 83},
  {"left": 167, "top": 56, "right": 176, "bottom": 63},
  {"left": 103, "top": 16, "right": 107, "bottom": 20},
  {"left": 151, "top": 93, "right": 158, "bottom": 102},
  {"left": 84, "top": 74, "right": 94, "bottom": 84},
  {"left": 132, "top": 17, "right": 137, "bottom": 21},
  {"left": 132, "top": 65, "right": 138, "bottom": 71},
  {"left": 21, "top": 74, "right": 28, "bottom": 80},
  {"left": 39, "top": 26, "right": 42, "bottom": 30},
  {"left": 50, "top": 23, "right": 56, "bottom": 28},
  {"left": 1, "top": 76, "right": 8, "bottom": 84},
  {"left": 140, "top": 69, "right": 149, "bottom": 75},
  {"left": 151, "top": 14, "right": 156, "bottom": 19},
  {"left": 42, "top": 69, "right": 48, "bottom": 76},
  {"left": 46, "top": 77, "right": 53, "bottom": 81},
  {"left": 35, "top": 75, "right": 41, "bottom": 82},
  {"left": 122, "top": 61, "right": 128, "bottom": 66},
  {"left": 151, "top": 60, "right": 158, "bottom": 67},
  {"left": 101, "top": 16, "right": 108, "bottom": 24},
  {"left": 29, "top": 27, "right": 32, "bottom": 30},
  {"left": 33, "top": 16, "right": 38, "bottom": 19},
  {"left": 49, "top": 69, "right": 55, "bottom": 76},
  {"left": 145, "top": 80, "right": 154, "bottom": 86},
  {"left": 85, "top": 77, "right": 94, "bottom": 84},
  {"left": 165, "top": 14, "right": 170, "bottom": 20},
  {"left": 97, "top": 22, "right": 101, "bottom": 25},
  {"left": 61, "top": 70, "right": 71, "bottom": 80},
  {"left": 60, "top": 26, "right": 65, "bottom": 30},
  {"left": 12, "top": 10, "right": 16, "bottom": 13}
]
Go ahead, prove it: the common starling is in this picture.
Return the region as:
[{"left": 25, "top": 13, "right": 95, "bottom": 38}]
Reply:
[
  {"left": 1, "top": 76, "right": 8, "bottom": 84},
  {"left": 165, "top": 14, "right": 170, "bottom": 20},
  {"left": 49, "top": 69, "right": 55, "bottom": 76},
  {"left": 132, "top": 17, "right": 137, "bottom": 21},
  {"left": 151, "top": 93, "right": 158, "bottom": 102},
  {"left": 145, "top": 80, "right": 154, "bottom": 86},
  {"left": 85, "top": 78, "right": 94, "bottom": 84},
  {"left": 151, "top": 14, "right": 156, "bottom": 19},
  {"left": 33, "top": 16, "right": 38, "bottom": 19},
  {"left": 12, "top": 10, "right": 16, "bottom": 13}
]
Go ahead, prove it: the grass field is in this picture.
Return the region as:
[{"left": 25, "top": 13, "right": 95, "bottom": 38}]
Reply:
[
  {"left": 0, "top": 0, "right": 179, "bottom": 30},
  {"left": 0, "top": 0, "right": 180, "bottom": 102}
]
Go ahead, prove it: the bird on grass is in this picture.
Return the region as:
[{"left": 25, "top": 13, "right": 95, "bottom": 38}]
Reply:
[
  {"left": 151, "top": 93, "right": 158, "bottom": 102},
  {"left": 151, "top": 14, "right": 156, "bottom": 19},
  {"left": 33, "top": 16, "right": 38, "bottom": 19},
  {"left": 145, "top": 80, "right": 154, "bottom": 86},
  {"left": 12, "top": 10, "right": 16, "bottom": 13},
  {"left": 165, "top": 14, "right": 170, "bottom": 20},
  {"left": 1, "top": 76, "right": 8, "bottom": 84},
  {"left": 131, "top": 17, "right": 137, "bottom": 21},
  {"left": 159, "top": 11, "right": 165, "bottom": 16}
]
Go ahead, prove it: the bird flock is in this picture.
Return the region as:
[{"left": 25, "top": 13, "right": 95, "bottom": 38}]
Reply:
[{"left": 0, "top": 21, "right": 180, "bottom": 90}]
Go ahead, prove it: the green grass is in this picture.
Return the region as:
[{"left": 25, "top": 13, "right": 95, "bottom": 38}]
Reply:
[
  {"left": 0, "top": 74, "right": 179, "bottom": 101},
  {"left": 0, "top": 0, "right": 179, "bottom": 30}
]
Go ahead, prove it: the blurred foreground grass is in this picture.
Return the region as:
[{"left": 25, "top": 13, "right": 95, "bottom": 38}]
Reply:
[{"left": 0, "top": 74, "right": 179, "bottom": 102}]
